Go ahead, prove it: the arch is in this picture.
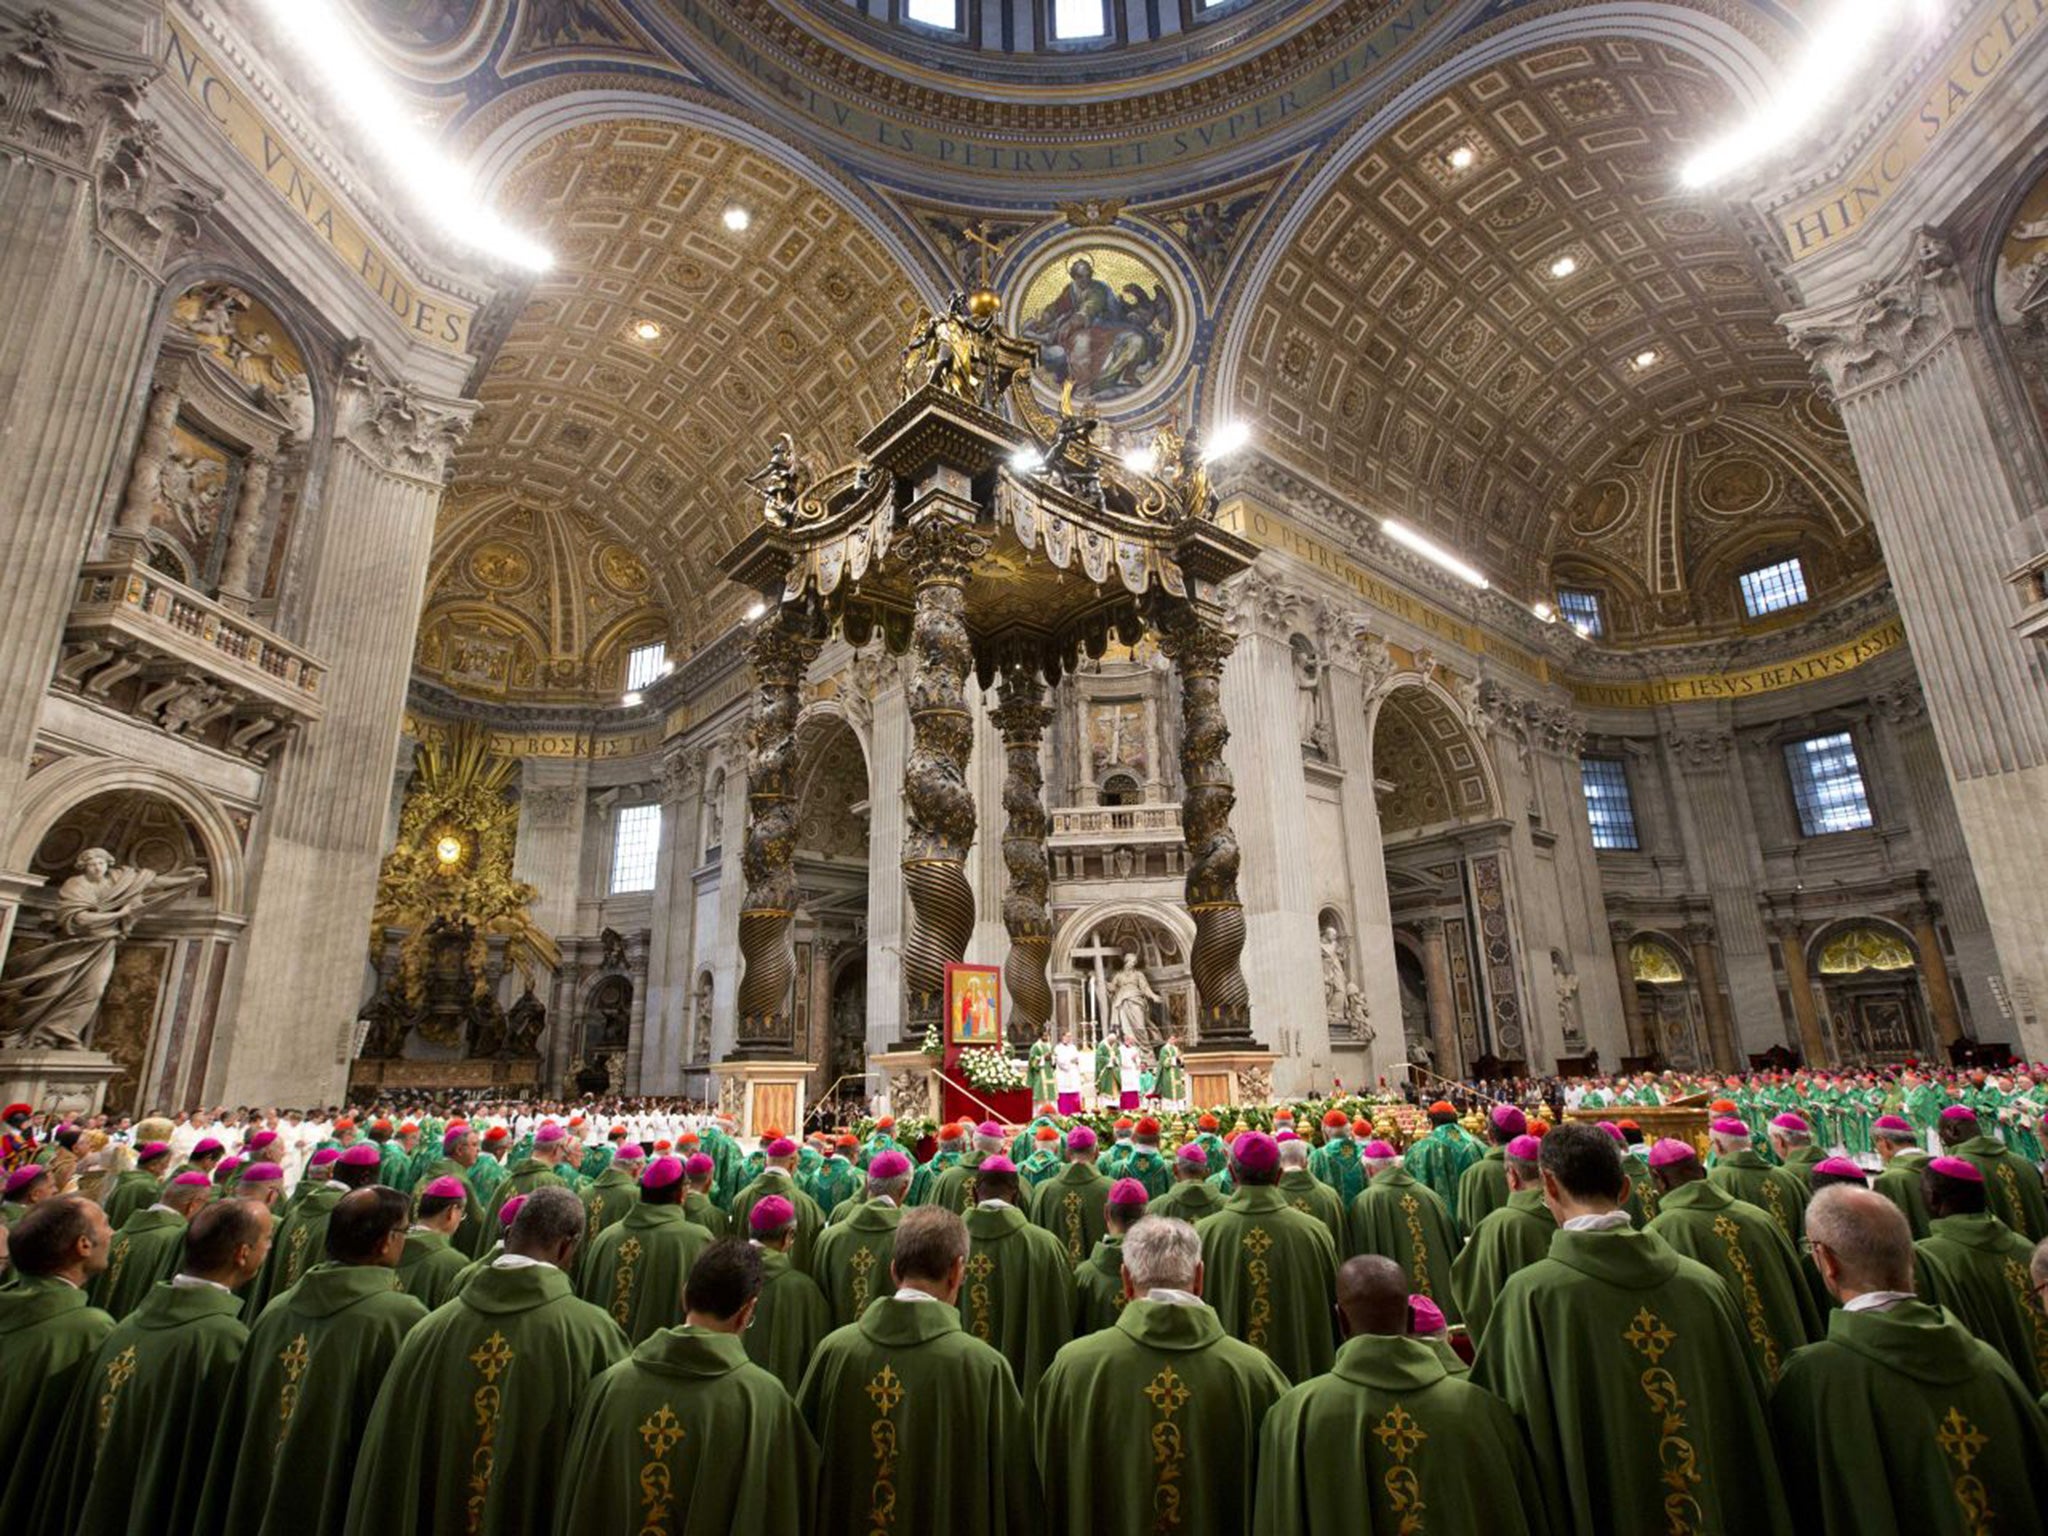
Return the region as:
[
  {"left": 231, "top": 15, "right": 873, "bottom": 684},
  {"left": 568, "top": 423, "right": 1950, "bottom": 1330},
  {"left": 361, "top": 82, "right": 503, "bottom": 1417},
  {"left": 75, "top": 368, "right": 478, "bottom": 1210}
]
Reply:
[
  {"left": 1627, "top": 931, "right": 1693, "bottom": 984},
  {"left": 6, "top": 759, "right": 248, "bottom": 917},
  {"left": 1049, "top": 896, "right": 1198, "bottom": 973},
  {"left": 1366, "top": 677, "right": 1503, "bottom": 834},
  {"left": 1804, "top": 918, "right": 1920, "bottom": 977},
  {"left": 795, "top": 699, "right": 874, "bottom": 784}
]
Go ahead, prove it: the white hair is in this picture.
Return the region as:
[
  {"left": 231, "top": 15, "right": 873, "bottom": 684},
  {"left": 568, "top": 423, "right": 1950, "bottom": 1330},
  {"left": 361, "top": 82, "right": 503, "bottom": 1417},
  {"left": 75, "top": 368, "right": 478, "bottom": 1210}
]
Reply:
[
  {"left": 1121, "top": 1216, "right": 1200, "bottom": 1293},
  {"left": 1277, "top": 1140, "right": 1311, "bottom": 1171}
]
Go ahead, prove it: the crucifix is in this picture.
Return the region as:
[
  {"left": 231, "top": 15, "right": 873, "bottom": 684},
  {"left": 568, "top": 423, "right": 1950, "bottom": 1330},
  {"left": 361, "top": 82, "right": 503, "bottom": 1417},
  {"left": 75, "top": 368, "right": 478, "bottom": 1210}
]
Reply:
[
  {"left": 961, "top": 221, "right": 1008, "bottom": 289},
  {"left": 1071, "top": 927, "right": 1125, "bottom": 1050}
]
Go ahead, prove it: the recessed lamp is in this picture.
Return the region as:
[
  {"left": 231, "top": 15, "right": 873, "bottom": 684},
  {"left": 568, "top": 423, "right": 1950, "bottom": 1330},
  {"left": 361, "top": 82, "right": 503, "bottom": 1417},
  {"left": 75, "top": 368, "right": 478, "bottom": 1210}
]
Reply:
[
  {"left": 1447, "top": 145, "right": 1476, "bottom": 171},
  {"left": 621, "top": 690, "right": 644, "bottom": 707},
  {"left": 744, "top": 600, "right": 768, "bottom": 621},
  {"left": 1633, "top": 349, "right": 1660, "bottom": 370},
  {"left": 722, "top": 205, "right": 751, "bottom": 232},
  {"left": 634, "top": 320, "right": 662, "bottom": 342},
  {"left": 1548, "top": 255, "right": 1578, "bottom": 280}
]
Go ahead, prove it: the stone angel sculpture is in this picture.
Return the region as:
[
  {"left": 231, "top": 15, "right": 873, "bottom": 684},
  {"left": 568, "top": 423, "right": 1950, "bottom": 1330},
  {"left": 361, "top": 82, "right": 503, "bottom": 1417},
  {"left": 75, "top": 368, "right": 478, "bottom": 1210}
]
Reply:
[{"left": 744, "top": 432, "right": 820, "bottom": 529}]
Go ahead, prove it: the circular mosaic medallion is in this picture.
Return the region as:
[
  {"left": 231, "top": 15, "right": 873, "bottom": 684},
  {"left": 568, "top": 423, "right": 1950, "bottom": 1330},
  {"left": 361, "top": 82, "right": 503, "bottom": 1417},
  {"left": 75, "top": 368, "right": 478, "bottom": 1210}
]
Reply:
[
  {"left": 1696, "top": 458, "right": 1774, "bottom": 517},
  {"left": 598, "top": 543, "right": 652, "bottom": 596},
  {"left": 468, "top": 539, "right": 533, "bottom": 591},
  {"left": 1011, "top": 234, "right": 1191, "bottom": 415}
]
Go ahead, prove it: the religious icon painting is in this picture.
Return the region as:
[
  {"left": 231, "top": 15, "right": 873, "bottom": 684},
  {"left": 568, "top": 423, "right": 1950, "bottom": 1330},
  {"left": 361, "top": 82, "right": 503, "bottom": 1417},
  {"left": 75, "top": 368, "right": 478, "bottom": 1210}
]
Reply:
[
  {"left": 1011, "top": 234, "right": 1193, "bottom": 416},
  {"left": 946, "top": 963, "right": 1002, "bottom": 1045}
]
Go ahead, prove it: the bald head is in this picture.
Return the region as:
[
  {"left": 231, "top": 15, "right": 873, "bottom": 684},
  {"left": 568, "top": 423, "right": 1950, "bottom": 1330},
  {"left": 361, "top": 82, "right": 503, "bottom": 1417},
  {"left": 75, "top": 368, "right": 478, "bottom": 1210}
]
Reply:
[
  {"left": 1335, "top": 1255, "right": 1411, "bottom": 1339},
  {"left": 1805, "top": 1184, "right": 1913, "bottom": 1301}
]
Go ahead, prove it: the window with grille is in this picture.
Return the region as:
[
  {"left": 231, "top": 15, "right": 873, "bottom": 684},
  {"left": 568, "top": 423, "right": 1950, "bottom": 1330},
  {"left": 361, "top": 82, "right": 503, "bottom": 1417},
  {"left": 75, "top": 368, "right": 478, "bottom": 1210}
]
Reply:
[
  {"left": 1579, "top": 757, "right": 1639, "bottom": 850},
  {"left": 610, "top": 804, "right": 661, "bottom": 893},
  {"left": 1556, "top": 588, "right": 1605, "bottom": 637},
  {"left": 905, "top": 0, "right": 957, "bottom": 27},
  {"left": 1785, "top": 733, "right": 1874, "bottom": 836},
  {"left": 1739, "top": 558, "right": 1808, "bottom": 618},
  {"left": 625, "top": 642, "right": 667, "bottom": 692},
  {"left": 1052, "top": 0, "right": 1106, "bottom": 37}
]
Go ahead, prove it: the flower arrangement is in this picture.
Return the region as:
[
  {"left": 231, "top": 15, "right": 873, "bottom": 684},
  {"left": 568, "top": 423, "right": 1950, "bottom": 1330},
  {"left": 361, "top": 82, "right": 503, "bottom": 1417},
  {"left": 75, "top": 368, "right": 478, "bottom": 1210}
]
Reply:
[
  {"left": 957, "top": 1048, "right": 1028, "bottom": 1092},
  {"left": 919, "top": 1022, "right": 943, "bottom": 1059}
]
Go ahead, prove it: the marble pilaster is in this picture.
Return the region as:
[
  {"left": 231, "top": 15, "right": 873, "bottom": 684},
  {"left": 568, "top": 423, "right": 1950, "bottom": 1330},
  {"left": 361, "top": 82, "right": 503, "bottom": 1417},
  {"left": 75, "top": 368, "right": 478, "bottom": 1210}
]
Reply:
[
  {"left": 1323, "top": 642, "right": 1402, "bottom": 1085},
  {"left": 638, "top": 747, "right": 703, "bottom": 1093}
]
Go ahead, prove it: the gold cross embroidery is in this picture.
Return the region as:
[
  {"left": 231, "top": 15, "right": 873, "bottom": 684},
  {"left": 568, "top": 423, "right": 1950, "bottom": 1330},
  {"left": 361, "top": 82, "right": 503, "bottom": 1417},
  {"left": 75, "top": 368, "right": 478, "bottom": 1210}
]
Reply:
[
  {"left": 639, "top": 1404, "right": 684, "bottom": 1459},
  {"left": 1624, "top": 1306, "right": 1675, "bottom": 1365},
  {"left": 1373, "top": 1403, "right": 1428, "bottom": 1462},
  {"left": 1144, "top": 1365, "right": 1190, "bottom": 1418},
  {"left": 469, "top": 1330, "right": 515, "bottom": 1384},
  {"left": 1937, "top": 1407, "right": 1988, "bottom": 1473},
  {"left": 1242, "top": 1226, "right": 1274, "bottom": 1258},
  {"left": 967, "top": 1253, "right": 995, "bottom": 1282},
  {"left": 103, "top": 1344, "right": 138, "bottom": 1395},
  {"left": 866, "top": 1365, "right": 904, "bottom": 1415},
  {"left": 278, "top": 1333, "right": 310, "bottom": 1383}
]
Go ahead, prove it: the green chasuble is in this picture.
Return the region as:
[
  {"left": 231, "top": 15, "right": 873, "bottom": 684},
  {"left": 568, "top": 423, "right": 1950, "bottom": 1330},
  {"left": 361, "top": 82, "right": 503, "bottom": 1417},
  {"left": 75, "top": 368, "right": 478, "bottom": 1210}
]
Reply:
[
  {"left": 1708, "top": 1148, "right": 1810, "bottom": 1244},
  {"left": 961, "top": 1201, "right": 1075, "bottom": 1396},
  {"left": 1346, "top": 1169, "right": 1461, "bottom": 1322},
  {"left": 811, "top": 1198, "right": 901, "bottom": 1327},
  {"left": 1253, "top": 1334, "right": 1547, "bottom": 1536},
  {"left": 681, "top": 1188, "right": 729, "bottom": 1237},
  {"left": 100, "top": 1167, "right": 160, "bottom": 1231},
  {"left": 1450, "top": 1187, "right": 1556, "bottom": 1347},
  {"left": 1073, "top": 1235, "right": 1126, "bottom": 1334},
  {"left": 47, "top": 1280, "right": 249, "bottom": 1535},
  {"left": 810, "top": 1156, "right": 860, "bottom": 1215},
  {"left": 1307, "top": 1136, "right": 1368, "bottom": 1206},
  {"left": 578, "top": 1167, "right": 640, "bottom": 1245},
  {"left": 1032, "top": 1298, "right": 1291, "bottom": 1536},
  {"left": 1874, "top": 1150, "right": 1934, "bottom": 1238},
  {"left": 1770, "top": 1298, "right": 2048, "bottom": 1536},
  {"left": 743, "top": 1245, "right": 830, "bottom": 1393},
  {"left": 1120, "top": 1146, "right": 1172, "bottom": 1199},
  {"left": 559, "top": 1325, "right": 818, "bottom": 1536},
  {"left": 1457, "top": 1144, "right": 1512, "bottom": 1232},
  {"left": 1196, "top": 1186, "right": 1338, "bottom": 1384},
  {"left": 1403, "top": 1125, "right": 1485, "bottom": 1228},
  {"left": 796, "top": 1296, "right": 1033, "bottom": 1536},
  {"left": 907, "top": 1149, "right": 958, "bottom": 1207},
  {"left": 1152, "top": 1178, "right": 1226, "bottom": 1225},
  {"left": 927, "top": 1152, "right": 989, "bottom": 1215},
  {"left": 1094, "top": 1039, "right": 1118, "bottom": 1096},
  {"left": 1026, "top": 1040, "right": 1057, "bottom": 1104},
  {"left": 1914, "top": 1212, "right": 2048, "bottom": 1395},
  {"left": 91, "top": 1205, "right": 186, "bottom": 1319},
  {"left": 1647, "top": 1178, "right": 1821, "bottom": 1386},
  {"left": 0, "top": 1275, "right": 113, "bottom": 1531},
  {"left": 344, "top": 1261, "right": 629, "bottom": 1536},
  {"left": 200, "top": 1263, "right": 428, "bottom": 1535},
  {"left": 414, "top": 1157, "right": 488, "bottom": 1252},
  {"left": 1780, "top": 1143, "right": 1829, "bottom": 1189},
  {"left": 396, "top": 1227, "right": 469, "bottom": 1310},
  {"left": 1471, "top": 1226, "right": 1792, "bottom": 1536},
  {"left": 728, "top": 1170, "right": 824, "bottom": 1272},
  {"left": 254, "top": 1182, "right": 343, "bottom": 1315},
  {"left": 1030, "top": 1161, "right": 1114, "bottom": 1267},
  {"left": 481, "top": 1158, "right": 567, "bottom": 1233},
  {"left": 1954, "top": 1135, "right": 2048, "bottom": 1241},
  {"left": 1277, "top": 1167, "right": 1347, "bottom": 1251},
  {"left": 578, "top": 1202, "right": 714, "bottom": 1344}
]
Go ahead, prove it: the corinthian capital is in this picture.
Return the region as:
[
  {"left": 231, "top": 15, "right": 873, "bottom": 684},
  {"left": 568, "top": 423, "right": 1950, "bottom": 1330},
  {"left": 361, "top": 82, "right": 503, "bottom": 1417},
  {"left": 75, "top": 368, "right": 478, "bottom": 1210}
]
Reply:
[
  {"left": 337, "top": 345, "right": 474, "bottom": 483},
  {"left": 1665, "top": 729, "right": 1733, "bottom": 773},
  {"left": 96, "top": 118, "right": 218, "bottom": 268},
  {"left": 0, "top": 10, "right": 151, "bottom": 169},
  {"left": 1784, "top": 226, "right": 1960, "bottom": 398}
]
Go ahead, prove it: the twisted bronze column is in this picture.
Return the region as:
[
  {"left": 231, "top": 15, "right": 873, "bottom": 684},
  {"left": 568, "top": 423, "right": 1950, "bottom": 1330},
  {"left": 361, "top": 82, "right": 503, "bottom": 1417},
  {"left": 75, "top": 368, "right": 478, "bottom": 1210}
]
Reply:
[
  {"left": 897, "top": 509, "right": 988, "bottom": 1041},
  {"left": 1158, "top": 606, "right": 1257, "bottom": 1046},
  {"left": 733, "top": 613, "right": 821, "bottom": 1056},
  {"left": 991, "top": 662, "right": 1053, "bottom": 1046}
]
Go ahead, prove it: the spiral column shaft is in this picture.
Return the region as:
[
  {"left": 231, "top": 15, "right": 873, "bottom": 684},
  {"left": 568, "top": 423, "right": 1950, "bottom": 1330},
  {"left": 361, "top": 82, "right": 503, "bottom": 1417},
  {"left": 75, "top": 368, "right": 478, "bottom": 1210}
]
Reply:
[
  {"left": 991, "top": 665, "right": 1053, "bottom": 1045},
  {"left": 733, "top": 615, "right": 820, "bottom": 1056}
]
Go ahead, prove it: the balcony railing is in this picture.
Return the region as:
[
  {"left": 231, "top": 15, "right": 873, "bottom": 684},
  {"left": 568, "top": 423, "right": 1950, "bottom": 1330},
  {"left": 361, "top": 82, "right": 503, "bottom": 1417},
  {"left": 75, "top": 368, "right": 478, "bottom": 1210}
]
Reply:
[{"left": 1048, "top": 803, "right": 1182, "bottom": 841}]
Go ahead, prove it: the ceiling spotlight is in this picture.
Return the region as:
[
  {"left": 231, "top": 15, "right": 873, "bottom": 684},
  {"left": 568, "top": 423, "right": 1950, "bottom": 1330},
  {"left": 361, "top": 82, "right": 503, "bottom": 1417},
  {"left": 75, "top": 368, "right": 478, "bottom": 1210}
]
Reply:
[
  {"left": 1570, "top": 620, "right": 1594, "bottom": 638},
  {"left": 1381, "top": 518, "right": 1491, "bottom": 590},
  {"left": 1632, "top": 349, "right": 1660, "bottom": 370},
  {"left": 723, "top": 205, "right": 751, "bottom": 232},
  {"left": 621, "top": 689, "right": 644, "bottom": 707},
  {"left": 1532, "top": 601, "right": 1557, "bottom": 623},
  {"left": 744, "top": 599, "right": 768, "bottom": 621},
  {"left": 1202, "top": 420, "right": 1252, "bottom": 461},
  {"left": 634, "top": 320, "right": 662, "bottom": 342},
  {"left": 1447, "top": 145, "right": 1475, "bottom": 171},
  {"left": 1548, "top": 255, "right": 1578, "bottom": 280}
]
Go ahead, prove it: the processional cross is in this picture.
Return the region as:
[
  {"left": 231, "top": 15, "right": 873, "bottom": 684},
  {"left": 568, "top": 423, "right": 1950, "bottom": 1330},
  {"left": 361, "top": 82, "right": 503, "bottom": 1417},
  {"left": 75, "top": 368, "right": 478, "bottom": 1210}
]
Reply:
[{"left": 961, "top": 221, "right": 1008, "bottom": 289}]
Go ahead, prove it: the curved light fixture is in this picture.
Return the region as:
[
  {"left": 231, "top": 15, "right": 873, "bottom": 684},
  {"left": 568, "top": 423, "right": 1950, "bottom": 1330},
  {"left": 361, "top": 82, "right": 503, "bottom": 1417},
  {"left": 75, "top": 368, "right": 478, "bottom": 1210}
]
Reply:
[{"left": 1382, "top": 518, "right": 1491, "bottom": 589}]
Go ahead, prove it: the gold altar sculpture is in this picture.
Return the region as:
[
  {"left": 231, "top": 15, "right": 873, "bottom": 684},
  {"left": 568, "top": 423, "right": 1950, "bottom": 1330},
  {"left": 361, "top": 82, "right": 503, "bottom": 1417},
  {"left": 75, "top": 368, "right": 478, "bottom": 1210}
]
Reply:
[{"left": 718, "top": 282, "right": 1263, "bottom": 1067}]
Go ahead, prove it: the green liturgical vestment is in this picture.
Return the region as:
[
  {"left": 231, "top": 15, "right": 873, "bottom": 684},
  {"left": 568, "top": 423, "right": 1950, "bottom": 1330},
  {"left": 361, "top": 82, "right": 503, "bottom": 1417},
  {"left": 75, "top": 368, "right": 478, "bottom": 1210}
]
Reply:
[
  {"left": 960, "top": 1200, "right": 1075, "bottom": 1395},
  {"left": 1030, "top": 1160, "right": 1114, "bottom": 1266},
  {"left": 100, "top": 1168, "right": 160, "bottom": 1231},
  {"left": 1253, "top": 1333, "right": 1548, "bottom": 1536},
  {"left": 1648, "top": 1178, "right": 1821, "bottom": 1385},
  {"left": 91, "top": 1205, "right": 185, "bottom": 1319},
  {"left": 1120, "top": 1146, "right": 1172, "bottom": 1199},
  {"left": 395, "top": 1227, "right": 469, "bottom": 1309},
  {"left": 796, "top": 1296, "right": 1033, "bottom": 1536},
  {"left": 46, "top": 1279, "right": 249, "bottom": 1535},
  {"left": 1073, "top": 1234, "right": 1127, "bottom": 1334},
  {"left": 559, "top": 1325, "right": 818, "bottom": 1536},
  {"left": 1954, "top": 1135, "right": 2048, "bottom": 1241},
  {"left": 1770, "top": 1299, "right": 2048, "bottom": 1536},
  {"left": 0, "top": 1275, "right": 113, "bottom": 1530},
  {"left": 1780, "top": 1142, "right": 1829, "bottom": 1189},
  {"left": 1277, "top": 1167, "right": 1346, "bottom": 1250},
  {"left": 1197, "top": 1185, "right": 1337, "bottom": 1383},
  {"left": 1874, "top": 1150, "right": 1933, "bottom": 1238},
  {"left": 480, "top": 1158, "right": 567, "bottom": 1237},
  {"left": 255, "top": 1182, "right": 342, "bottom": 1314},
  {"left": 200, "top": 1262, "right": 428, "bottom": 1535},
  {"left": 1031, "top": 1297, "right": 1290, "bottom": 1536},
  {"left": 681, "top": 1188, "right": 728, "bottom": 1237},
  {"left": 413, "top": 1157, "right": 487, "bottom": 1252},
  {"left": 1914, "top": 1212, "right": 2048, "bottom": 1395},
  {"left": 1402, "top": 1125, "right": 1484, "bottom": 1227},
  {"left": 1307, "top": 1136, "right": 1368, "bottom": 1206},
  {"left": 578, "top": 1201, "right": 713, "bottom": 1344},
  {"left": 1347, "top": 1169, "right": 1462, "bottom": 1321},
  {"left": 1472, "top": 1226, "right": 1792, "bottom": 1536},
  {"left": 926, "top": 1152, "right": 990, "bottom": 1214},
  {"left": 1457, "top": 1144, "right": 1512, "bottom": 1231},
  {"left": 578, "top": 1167, "right": 640, "bottom": 1245},
  {"left": 728, "top": 1169, "right": 824, "bottom": 1271},
  {"left": 1709, "top": 1149, "right": 1809, "bottom": 1243},
  {"left": 1451, "top": 1186, "right": 1556, "bottom": 1346},
  {"left": 811, "top": 1198, "right": 901, "bottom": 1327},
  {"left": 742, "top": 1245, "right": 830, "bottom": 1393},
  {"left": 1151, "top": 1178, "right": 1225, "bottom": 1224},
  {"left": 344, "top": 1261, "right": 629, "bottom": 1535}
]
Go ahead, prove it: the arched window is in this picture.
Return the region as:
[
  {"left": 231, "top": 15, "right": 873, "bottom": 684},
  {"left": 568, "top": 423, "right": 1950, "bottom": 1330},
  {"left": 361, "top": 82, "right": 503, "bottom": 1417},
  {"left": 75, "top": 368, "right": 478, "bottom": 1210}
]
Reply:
[{"left": 1100, "top": 772, "right": 1140, "bottom": 807}]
